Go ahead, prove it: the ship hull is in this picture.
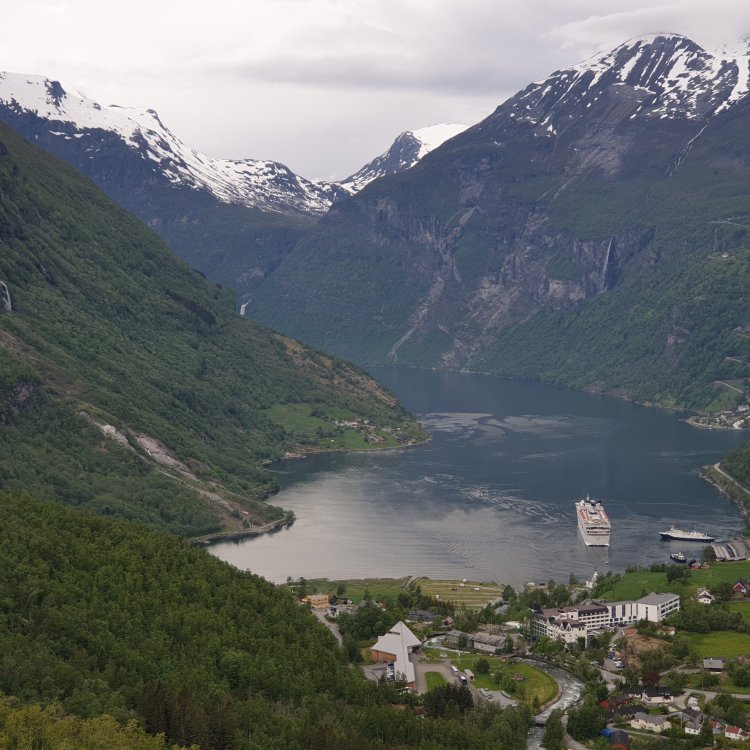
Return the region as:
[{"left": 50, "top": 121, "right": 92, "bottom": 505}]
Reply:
[
  {"left": 576, "top": 497, "right": 611, "bottom": 547},
  {"left": 659, "top": 531, "right": 714, "bottom": 542}
]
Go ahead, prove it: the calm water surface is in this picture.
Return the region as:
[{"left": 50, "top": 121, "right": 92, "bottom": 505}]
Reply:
[{"left": 211, "top": 368, "right": 748, "bottom": 586}]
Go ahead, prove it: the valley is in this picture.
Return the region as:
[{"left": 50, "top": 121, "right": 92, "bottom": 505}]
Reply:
[{"left": 4, "top": 16, "right": 750, "bottom": 750}]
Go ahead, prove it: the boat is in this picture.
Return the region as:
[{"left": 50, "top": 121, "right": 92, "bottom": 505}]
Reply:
[
  {"left": 575, "top": 495, "right": 611, "bottom": 547},
  {"left": 669, "top": 551, "right": 686, "bottom": 563},
  {"left": 659, "top": 526, "right": 715, "bottom": 542}
]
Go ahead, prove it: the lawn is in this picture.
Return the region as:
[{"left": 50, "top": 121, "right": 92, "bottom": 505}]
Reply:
[
  {"left": 683, "top": 631, "right": 750, "bottom": 658},
  {"left": 727, "top": 602, "right": 750, "bottom": 620},
  {"left": 301, "top": 577, "right": 410, "bottom": 603},
  {"left": 414, "top": 577, "right": 503, "bottom": 610},
  {"left": 425, "top": 671, "right": 446, "bottom": 691},
  {"left": 597, "top": 560, "right": 750, "bottom": 601},
  {"left": 428, "top": 650, "right": 557, "bottom": 705}
]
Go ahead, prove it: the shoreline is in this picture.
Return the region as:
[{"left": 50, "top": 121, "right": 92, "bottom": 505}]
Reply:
[{"left": 700, "top": 463, "right": 750, "bottom": 522}]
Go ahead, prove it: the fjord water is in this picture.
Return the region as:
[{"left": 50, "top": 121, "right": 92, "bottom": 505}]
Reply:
[{"left": 211, "top": 368, "right": 747, "bottom": 586}]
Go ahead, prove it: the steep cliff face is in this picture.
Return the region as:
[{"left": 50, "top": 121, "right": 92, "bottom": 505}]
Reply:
[{"left": 246, "top": 35, "right": 750, "bottom": 408}]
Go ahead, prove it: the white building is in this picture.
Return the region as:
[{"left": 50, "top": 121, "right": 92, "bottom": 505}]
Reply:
[
  {"left": 370, "top": 621, "right": 421, "bottom": 688},
  {"left": 531, "top": 592, "right": 680, "bottom": 643},
  {"left": 630, "top": 712, "right": 668, "bottom": 733}
]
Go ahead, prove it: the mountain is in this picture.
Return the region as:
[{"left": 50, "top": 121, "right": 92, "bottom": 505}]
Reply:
[
  {"left": 339, "top": 123, "right": 467, "bottom": 193},
  {"left": 0, "top": 73, "right": 462, "bottom": 302},
  {"left": 245, "top": 34, "right": 750, "bottom": 411},
  {"left": 0, "top": 119, "right": 424, "bottom": 537},
  {"left": 0, "top": 72, "right": 340, "bottom": 215}
]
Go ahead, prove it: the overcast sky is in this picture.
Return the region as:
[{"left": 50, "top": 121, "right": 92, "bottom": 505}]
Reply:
[{"left": 2, "top": 1, "right": 749, "bottom": 179}]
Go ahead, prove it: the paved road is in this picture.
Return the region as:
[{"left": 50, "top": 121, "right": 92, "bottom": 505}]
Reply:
[
  {"left": 412, "top": 654, "right": 457, "bottom": 693},
  {"left": 311, "top": 607, "right": 343, "bottom": 646}
]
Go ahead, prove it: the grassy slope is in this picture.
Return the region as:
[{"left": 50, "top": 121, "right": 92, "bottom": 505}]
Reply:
[{"left": 0, "top": 122, "right": 425, "bottom": 535}]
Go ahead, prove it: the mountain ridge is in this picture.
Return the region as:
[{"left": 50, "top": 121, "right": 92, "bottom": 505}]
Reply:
[
  {"left": 0, "top": 119, "right": 425, "bottom": 537},
  {"left": 243, "top": 33, "right": 750, "bottom": 412}
]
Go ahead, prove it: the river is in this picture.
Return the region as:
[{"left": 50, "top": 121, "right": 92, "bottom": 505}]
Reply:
[{"left": 211, "top": 368, "right": 747, "bottom": 586}]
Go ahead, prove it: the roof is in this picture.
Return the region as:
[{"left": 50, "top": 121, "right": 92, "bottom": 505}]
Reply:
[
  {"left": 703, "top": 658, "right": 724, "bottom": 669},
  {"left": 471, "top": 632, "right": 506, "bottom": 647},
  {"left": 637, "top": 592, "right": 679, "bottom": 606},
  {"left": 633, "top": 712, "right": 667, "bottom": 726},
  {"left": 370, "top": 621, "right": 421, "bottom": 685},
  {"left": 645, "top": 687, "right": 672, "bottom": 697}
]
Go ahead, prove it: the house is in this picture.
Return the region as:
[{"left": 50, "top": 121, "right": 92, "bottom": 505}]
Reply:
[
  {"left": 615, "top": 704, "right": 646, "bottom": 720},
  {"left": 608, "top": 729, "right": 630, "bottom": 747},
  {"left": 703, "top": 657, "right": 724, "bottom": 672},
  {"left": 726, "top": 726, "right": 750, "bottom": 741},
  {"left": 684, "top": 722, "right": 701, "bottom": 736},
  {"left": 710, "top": 720, "right": 727, "bottom": 736},
  {"left": 696, "top": 588, "right": 715, "bottom": 605},
  {"left": 682, "top": 707, "right": 704, "bottom": 725},
  {"left": 444, "top": 630, "right": 506, "bottom": 653},
  {"left": 464, "top": 669, "right": 475, "bottom": 681},
  {"left": 630, "top": 712, "right": 668, "bottom": 732},
  {"left": 407, "top": 609, "right": 436, "bottom": 623},
  {"left": 643, "top": 687, "right": 673, "bottom": 706},
  {"left": 302, "top": 593, "right": 330, "bottom": 608},
  {"left": 369, "top": 621, "right": 421, "bottom": 688},
  {"left": 734, "top": 580, "right": 750, "bottom": 597}
]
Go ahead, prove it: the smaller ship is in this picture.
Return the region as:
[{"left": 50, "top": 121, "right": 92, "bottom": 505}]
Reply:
[
  {"left": 669, "top": 551, "right": 686, "bottom": 563},
  {"left": 659, "top": 526, "right": 714, "bottom": 542}
]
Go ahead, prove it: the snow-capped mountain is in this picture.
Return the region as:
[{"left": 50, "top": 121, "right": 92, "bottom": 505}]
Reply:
[
  {"left": 339, "top": 123, "right": 467, "bottom": 193},
  {"left": 0, "top": 72, "right": 464, "bottom": 215},
  {"left": 483, "top": 34, "right": 750, "bottom": 138},
  {"left": 243, "top": 33, "right": 750, "bottom": 396},
  {"left": 0, "top": 71, "right": 341, "bottom": 215}
]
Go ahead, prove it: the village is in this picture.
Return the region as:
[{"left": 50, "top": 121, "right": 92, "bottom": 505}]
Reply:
[{"left": 290, "top": 561, "right": 750, "bottom": 748}]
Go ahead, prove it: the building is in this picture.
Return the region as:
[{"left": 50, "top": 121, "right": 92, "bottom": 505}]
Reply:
[
  {"left": 471, "top": 632, "right": 507, "bottom": 653},
  {"left": 302, "top": 593, "right": 330, "bottom": 608},
  {"left": 444, "top": 630, "right": 506, "bottom": 652},
  {"left": 531, "top": 592, "right": 680, "bottom": 643},
  {"left": 407, "top": 609, "right": 437, "bottom": 623},
  {"left": 703, "top": 657, "right": 724, "bottom": 672},
  {"left": 696, "top": 588, "right": 715, "bottom": 605},
  {"left": 608, "top": 730, "right": 630, "bottom": 747},
  {"left": 725, "top": 726, "right": 750, "bottom": 741},
  {"left": 684, "top": 722, "right": 700, "bottom": 736},
  {"left": 630, "top": 713, "right": 668, "bottom": 733},
  {"left": 642, "top": 687, "right": 673, "bottom": 706},
  {"left": 735, "top": 580, "right": 750, "bottom": 596},
  {"left": 369, "top": 621, "right": 421, "bottom": 688}
]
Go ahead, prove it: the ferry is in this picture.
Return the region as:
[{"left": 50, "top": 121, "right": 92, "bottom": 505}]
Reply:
[
  {"left": 659, "top": 526, "right": 714, "bottom": 543},
  {"left": 575, "top": 495, "right": 611, "bottom": 547}
]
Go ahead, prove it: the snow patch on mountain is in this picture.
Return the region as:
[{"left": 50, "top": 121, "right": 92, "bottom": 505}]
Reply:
[
  {"left": 0, "top": 71, "right": 339, "bottom": 215},
  {"left": 339, "top": 123, "right": 466, "bottom": 193},
  {"left": 507, "top": 34, "right": 750, "bottom": 133}
]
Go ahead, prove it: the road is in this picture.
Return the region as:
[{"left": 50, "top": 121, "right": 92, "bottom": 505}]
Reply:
[{"left": 311, "top": 607, "right": 342, "bottom": 645}]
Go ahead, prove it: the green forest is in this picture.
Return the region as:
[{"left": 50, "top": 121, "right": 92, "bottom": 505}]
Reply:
[
  {"left": 0, "top": 492, "right": 531, "bottom": 749},
  {"left": 0, "top": 121, "right": 424, "bottom": 537}
]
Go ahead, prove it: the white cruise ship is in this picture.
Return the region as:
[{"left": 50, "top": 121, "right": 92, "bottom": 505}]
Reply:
[{"left": 575, "top": 495, "right": 611, "bottom": 547}]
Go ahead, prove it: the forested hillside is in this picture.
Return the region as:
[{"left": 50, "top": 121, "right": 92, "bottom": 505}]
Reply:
[
  {"left": 0, "top": 493, "right": 531, "bottom": 749},
  {"left": 0, "top": 121, "right": 424, "bottom": 536}
]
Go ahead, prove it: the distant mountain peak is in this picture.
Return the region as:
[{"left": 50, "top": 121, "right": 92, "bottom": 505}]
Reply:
[
  {"left": 339, "top": 123, "right": 467, "bottom": 193},
  {"left": 489, "top": 33, "right": 750, "bottom": 139},
  {"left": 0, "top": 71, "right": 339, "bottom": 215}
]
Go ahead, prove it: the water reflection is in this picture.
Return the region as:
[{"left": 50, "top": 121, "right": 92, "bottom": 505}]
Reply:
[{"left": 211, "top": 369, "right": 747, "bottom": 586}]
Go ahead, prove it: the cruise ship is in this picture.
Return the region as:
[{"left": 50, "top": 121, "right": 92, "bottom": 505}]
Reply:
[
  {"left": 575, "top": 495, "right": 611, "bottom": 547},
  {"left": 659, "top": 526, "right": 715, "bottom": 542}
]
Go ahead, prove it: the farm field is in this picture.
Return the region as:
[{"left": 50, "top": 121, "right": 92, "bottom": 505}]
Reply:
[
  {"left": 683, "top": 630, "right": 750, "bottom": 658},
  {"left": 413, "top": 578, "right": 503, "bottom": 610}
]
